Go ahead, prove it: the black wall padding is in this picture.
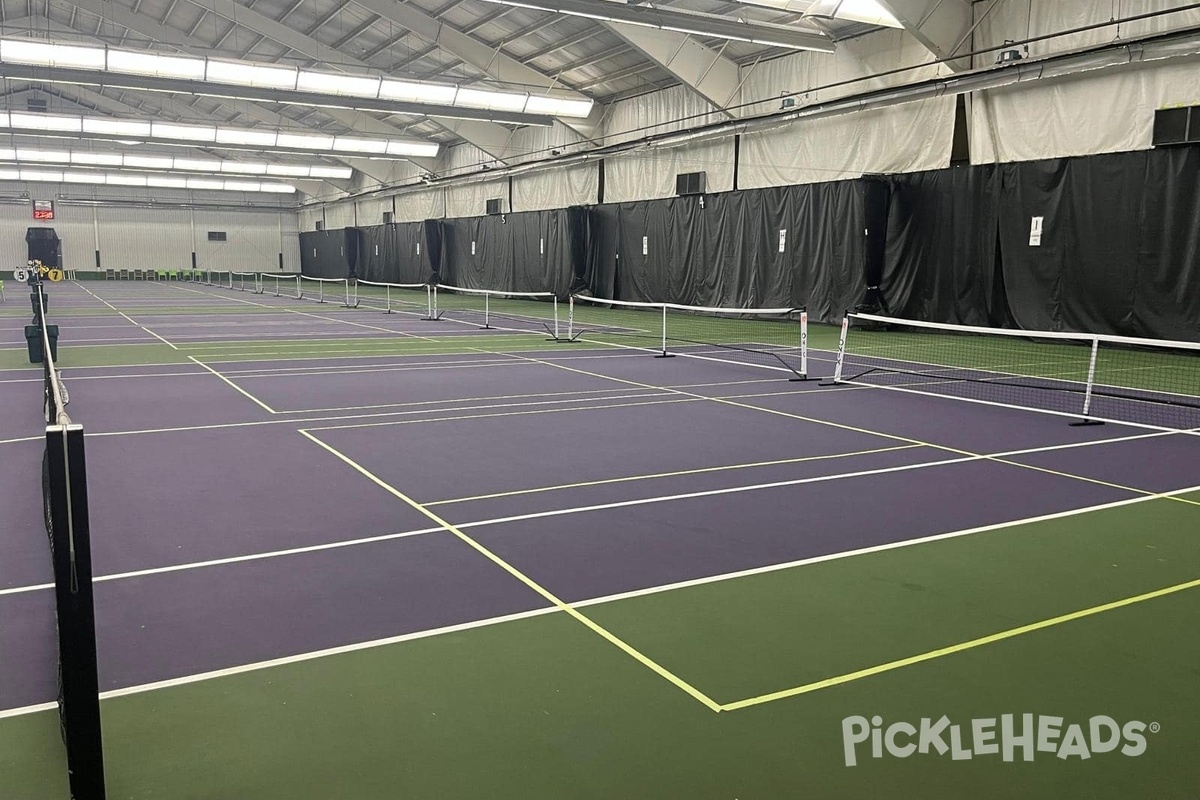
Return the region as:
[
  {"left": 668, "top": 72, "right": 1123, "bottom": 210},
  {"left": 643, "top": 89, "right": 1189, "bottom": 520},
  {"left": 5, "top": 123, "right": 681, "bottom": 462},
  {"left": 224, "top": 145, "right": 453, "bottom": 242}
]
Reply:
[
  {"left": 1134, "top": 146, "right": 1200, "bottom": 341},
  {"left": 301, "top": 143, "right": 1200, "bottom": 339},
  {"left": 567, "top": 206, "right": 591, "bottom": 293},
  {"left": 423, "top": 219, "right": 444, "bottom": 281},
  {"left": 997, "top": 151, "right": 1153, "bottom": 337},
  {"left": 299, "top": 230, "right": 348, "bottom": 278},
  {"left": 858, "top": 177, "right": 891, "bottom": 312},
  {"left": 359, "top": 222, "right": 424, "bottom": 283},
  {"left": 883, "top": 167, "right": 1008, "bottom": 326},
  {"left": 343, "top": 227, "right": 363, "bottom": 276},
  {"left": 26, "top": 227, "right": 61, "bottom": 267}
]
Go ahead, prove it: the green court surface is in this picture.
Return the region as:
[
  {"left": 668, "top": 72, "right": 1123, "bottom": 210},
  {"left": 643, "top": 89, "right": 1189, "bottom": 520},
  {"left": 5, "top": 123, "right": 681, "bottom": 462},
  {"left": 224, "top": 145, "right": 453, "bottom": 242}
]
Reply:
[{"left": 3, "top": 492, "right": 1198, "bottom": 799}]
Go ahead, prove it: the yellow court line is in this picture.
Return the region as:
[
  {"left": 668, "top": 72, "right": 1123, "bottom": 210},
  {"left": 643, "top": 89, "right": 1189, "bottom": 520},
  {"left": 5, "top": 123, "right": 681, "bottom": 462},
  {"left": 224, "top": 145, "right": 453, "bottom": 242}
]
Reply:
[
  {"left": 721, "top": 576, "right": 1200, "bottom": 712},
  {"left": 187, "top": 356, "right": 277, "bottom": 414},
  {"left": 74, "top": 283, "right": 179, "bottom": 350},
  {"left": 298, "top": 429, "right": 722, "bottom": 714},
  {"left": 427, "top": 444, "right": 922, "bottom": 506},
  {"left": 490, "top": 350, "right": 1200, "bottom": 510}
]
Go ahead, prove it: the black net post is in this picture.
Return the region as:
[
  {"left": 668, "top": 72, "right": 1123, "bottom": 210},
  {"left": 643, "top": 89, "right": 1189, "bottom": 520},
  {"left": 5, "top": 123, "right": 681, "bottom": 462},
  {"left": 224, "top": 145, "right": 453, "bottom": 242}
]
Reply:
[{"left": 44, "top": 422, "right": 107, "bottom": 800}]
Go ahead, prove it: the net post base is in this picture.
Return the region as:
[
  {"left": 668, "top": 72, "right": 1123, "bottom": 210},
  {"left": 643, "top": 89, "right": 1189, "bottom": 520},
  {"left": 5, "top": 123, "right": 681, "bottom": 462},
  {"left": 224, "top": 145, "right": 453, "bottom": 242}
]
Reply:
[
  {"left": 1070, "top": 419, "right": 1106, "bottom": 427},
  {"left": 788, "top": 375, "right": 811, "bottom": 382},
  {"left": 655, "top": 353, "right": 676, "bottom": 359}
]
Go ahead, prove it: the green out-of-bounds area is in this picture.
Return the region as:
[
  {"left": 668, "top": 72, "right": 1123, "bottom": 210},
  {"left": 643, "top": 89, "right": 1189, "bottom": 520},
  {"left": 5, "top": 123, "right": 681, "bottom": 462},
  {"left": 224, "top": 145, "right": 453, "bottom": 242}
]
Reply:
[{"left": 2, "top": 494, "right": 1198, "bottom": 799}]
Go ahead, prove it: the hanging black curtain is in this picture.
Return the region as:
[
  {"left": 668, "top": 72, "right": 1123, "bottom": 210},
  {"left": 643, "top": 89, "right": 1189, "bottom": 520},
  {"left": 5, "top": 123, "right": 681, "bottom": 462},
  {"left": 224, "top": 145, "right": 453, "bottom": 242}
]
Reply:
[
  {"left": 857, "top": 177, "right": 892, "bottom": 314},
  {"left": 422, "top": 219, "right": 443, "bottom": 284},
  {"left": 26, "top": 228, "right": 61, "bottom": 267},
  {"left": 567, "top": 205, "right": 590, "bottom": 295},
  {"left": 343, "top": 227, "right": 363, "bottom": 279}
]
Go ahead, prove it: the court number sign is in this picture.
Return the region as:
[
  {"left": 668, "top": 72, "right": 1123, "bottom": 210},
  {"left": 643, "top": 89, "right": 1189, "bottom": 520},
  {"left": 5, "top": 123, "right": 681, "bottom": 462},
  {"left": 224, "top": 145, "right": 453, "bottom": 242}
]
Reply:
[{"left": 14, "top": 268, "right": 28, "bottom": 282}]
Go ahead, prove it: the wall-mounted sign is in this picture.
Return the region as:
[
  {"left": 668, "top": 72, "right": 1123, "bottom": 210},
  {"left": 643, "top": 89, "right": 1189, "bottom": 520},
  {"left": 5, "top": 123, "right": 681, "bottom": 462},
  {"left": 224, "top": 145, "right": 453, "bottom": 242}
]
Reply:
[{"left": 33, "top": 199, "right": 54, "bottom": 220}]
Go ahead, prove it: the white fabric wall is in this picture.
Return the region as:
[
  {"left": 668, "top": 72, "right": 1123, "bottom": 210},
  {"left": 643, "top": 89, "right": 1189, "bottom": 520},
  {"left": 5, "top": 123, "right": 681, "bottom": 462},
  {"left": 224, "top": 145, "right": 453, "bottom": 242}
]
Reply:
[
  {"left": 394, "top": 188, "right": 446, "bottom": 221},
  {"left": 355, "top": 195, "right": 393, "bottom": 226},
  {"left": 323, "top": 202, "right": 357, "bottom": 229},
  {"left": 509, "top": 123, "right": 599, "bottom": 210},
  {"left": 298, "top": 206, "right": 323, "bottom": 231},
  {"left": 737, "top": 29, "right": 955, "bottom": 188},
  {"left": 601, "top": 85, "right": 733, "bottom": 202},
  {"left": 193, "top": 210, "right": 289, "bottom": 272},
  {"left": 971, "top": 0, "right": 1200, "bottom": 163}
]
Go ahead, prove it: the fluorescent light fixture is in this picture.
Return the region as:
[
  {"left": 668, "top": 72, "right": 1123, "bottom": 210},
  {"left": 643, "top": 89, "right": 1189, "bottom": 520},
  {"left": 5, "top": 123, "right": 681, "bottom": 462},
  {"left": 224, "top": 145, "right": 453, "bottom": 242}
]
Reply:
[
  {"left": 72, "top": 152, "right": 123, "bottom": 166},
  {"left": 151, "top": 122, "right": 216, "bottom": 141},
  {"left": 455, "top": 87, "right": 528, "bottom": 112},
  {"left": 0, "top": 166, "right": 294, "bottom": 192},
  {"left": 107, "top": 49, "right": 206, "bottom": 79},
  {"left": 221, "top": 161, "right": 266, "bottom": 174},
  {"left": 1, "top": 39, "right": 105, "bottom": 69},
  {"left": 379, "top": 80, "right": 458, "bottom": 104},
  {"left": 524, "top": 96, "right": 594, "bottom": 117},
  {"left": 309, "top": 166, "right": 352, "bottom": 179},
  {"left": 11, "top": 112, "right": 81, "bottom": 132},
  {"left": 0, "top": 37, "right": 592, "bottom": 119},
  {"left": 215, "top": 128, "right": 277, "bottom": 146},
  {"left": 175, "top": 158, "right": 223, "bottom": 171},
  {"left": 386, "top": 141, "right": 440, "bottom": 158},
  {"left": 83, "top": 118, "right": 152, "bottom": 136},
  {"left": 186, "top": 178, "right": 225, "bottom": 191},
  {"left": 266, "top": 164, "right": 311, "bottom": 177},
  {"left": 332, "top": 136, "right": 388, "bottom": 154},
  {"left": 276, "top": 132, "right": 334, "bottom": 150},
  {"left": 17, "top": 149, "right": 71, "bottom": 163},
  {"left": 20, "top": 169, "right": 65, "bottom": 182},
  {"left": 0, "top": 148, "right": 13, "bottom": 160},
  {"left": 125, "top": 155, "right": 174, "bottom": 169},
  {"left": 108, "top": 173, "right": 148, "bottom": 186},
  {"left": 297, "top": 70, "right": 381, "bottom": 97},
  {"left": 799, "top": 0, "right": 902, "bottom": 28},
  {"left": 206, "top": 59, "right": 298, "bottom": 89},
  {"left": 147, "top": 176, "right": 188, "bottom": 188}
]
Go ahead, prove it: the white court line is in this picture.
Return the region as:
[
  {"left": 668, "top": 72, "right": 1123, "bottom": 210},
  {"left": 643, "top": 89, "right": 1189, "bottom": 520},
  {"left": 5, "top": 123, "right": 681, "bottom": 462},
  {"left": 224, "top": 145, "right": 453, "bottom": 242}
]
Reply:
[
  {"left": 4, "top": 484, "right": 1197, "bottom": 720},
  {"left": 2, "top": 429, "right": 1180, "bottom": 596},
  {"left": 74, "top": 283, "right": 180, "bottom": 350},
  {"left": 187, "top": 356, "right": 276, "bottom": 413}
]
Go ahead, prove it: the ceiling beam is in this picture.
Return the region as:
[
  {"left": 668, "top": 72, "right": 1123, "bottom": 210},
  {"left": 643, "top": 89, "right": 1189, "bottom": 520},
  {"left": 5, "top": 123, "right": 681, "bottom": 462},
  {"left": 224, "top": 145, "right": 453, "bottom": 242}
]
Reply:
[
  {"left": 876, "top": 0, "right": 974, "bottom": 69},
  {"left": 601, "top": 23, "right": 740, "bottom": 113},
  {"left": 465, "top": 0, "right": 835, "bottom": 52}
]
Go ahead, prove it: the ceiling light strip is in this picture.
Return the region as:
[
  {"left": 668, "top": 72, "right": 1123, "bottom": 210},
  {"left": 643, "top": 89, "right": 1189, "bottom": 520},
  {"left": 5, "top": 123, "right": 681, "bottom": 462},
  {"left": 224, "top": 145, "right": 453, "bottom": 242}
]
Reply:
[
  {"left": 0, "top": 38, "right": 594, "bottom": 119},
  {"left": 0, "top": 146, "right": 351, "bottom": 178},
  {"left": 0, "top": 110, "right": 437, "bottom": 158},
  {"left": 0, "top": 167, "right": 295, "bottom": 192}
]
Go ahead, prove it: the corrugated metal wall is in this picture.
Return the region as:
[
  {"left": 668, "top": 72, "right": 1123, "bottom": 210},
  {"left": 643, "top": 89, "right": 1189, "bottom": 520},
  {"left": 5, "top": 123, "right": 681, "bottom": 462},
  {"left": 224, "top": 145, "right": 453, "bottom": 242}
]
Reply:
[
  {"left": 0, "top": 182, "right": 299, "bottom": 273},
  {"left": 97, "top": 206, "right": 193, "bottom": 270},
  {"left": 194, "top": 210, "right": 290, "bottom": 272}
]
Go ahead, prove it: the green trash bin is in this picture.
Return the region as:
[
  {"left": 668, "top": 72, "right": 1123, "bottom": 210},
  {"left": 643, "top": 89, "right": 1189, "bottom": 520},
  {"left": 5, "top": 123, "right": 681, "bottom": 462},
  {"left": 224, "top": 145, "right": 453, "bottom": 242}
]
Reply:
[{"left": 25, "top": 324, "right": 58, "bottom": 363}]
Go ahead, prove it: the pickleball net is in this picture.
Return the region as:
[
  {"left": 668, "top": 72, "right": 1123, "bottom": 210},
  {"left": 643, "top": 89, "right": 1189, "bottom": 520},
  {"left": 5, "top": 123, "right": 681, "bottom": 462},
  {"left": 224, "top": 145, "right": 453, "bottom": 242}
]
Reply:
[
  {"left": 831, "top": 312, "right": 1200, "bottom": 429},
  {"left": 35, "top": 282, "right": 107, "bottom": 798},
  {"left": 568, "top": 295, "right": 809, "bottom": 379}
]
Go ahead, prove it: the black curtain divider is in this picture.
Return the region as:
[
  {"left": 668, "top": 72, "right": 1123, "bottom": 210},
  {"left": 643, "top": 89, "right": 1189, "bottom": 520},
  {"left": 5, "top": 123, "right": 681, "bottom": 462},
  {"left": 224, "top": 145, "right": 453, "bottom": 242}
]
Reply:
[
  {"left": 359, "top": 222, "right": 424, "bottom": 283},
  {"left": 343, "top": 227, "right": 363, "bottom": 279},
  {"left": 423, "top": 219, "right": 444, "bottom": 283},
  {"left": 301, "top": 143, "right": 1200, "bottom": 340},
  {"left": 883, "top": 166, "right": 1008, "bottom": 326},
  {"left": 299, "top": 229, "right": 347, "bottom": 278}
]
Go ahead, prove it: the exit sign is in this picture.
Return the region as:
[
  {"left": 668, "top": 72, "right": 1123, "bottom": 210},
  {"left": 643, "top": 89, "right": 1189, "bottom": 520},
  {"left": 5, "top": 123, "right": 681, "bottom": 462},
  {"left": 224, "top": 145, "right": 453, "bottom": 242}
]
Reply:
[{"left": 32, "top": 200, "right": 54, "bottom": 220}]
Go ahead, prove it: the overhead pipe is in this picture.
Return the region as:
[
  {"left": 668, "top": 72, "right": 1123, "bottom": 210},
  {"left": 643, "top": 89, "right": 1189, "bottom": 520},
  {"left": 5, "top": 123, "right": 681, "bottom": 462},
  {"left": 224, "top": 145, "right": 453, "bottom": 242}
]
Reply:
[{"left": 306, "top": 23, "right": 1200, "bottom": 207}]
